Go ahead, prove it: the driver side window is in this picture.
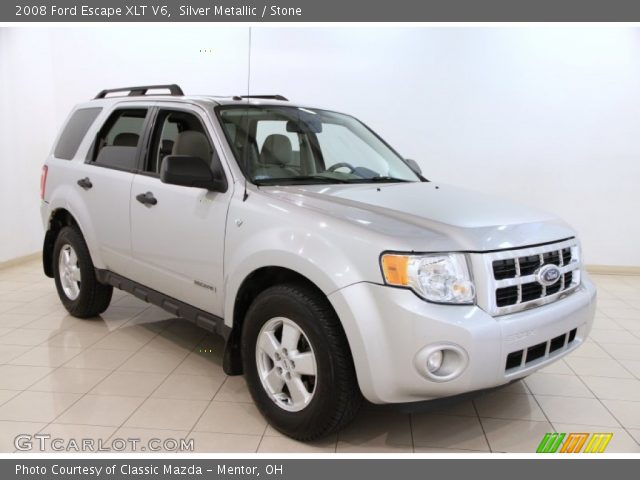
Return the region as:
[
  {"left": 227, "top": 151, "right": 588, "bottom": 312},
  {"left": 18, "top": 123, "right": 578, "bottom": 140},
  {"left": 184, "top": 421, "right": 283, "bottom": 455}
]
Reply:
[{"left": 145, "top": 109, "right": 216, "bottom": 175}]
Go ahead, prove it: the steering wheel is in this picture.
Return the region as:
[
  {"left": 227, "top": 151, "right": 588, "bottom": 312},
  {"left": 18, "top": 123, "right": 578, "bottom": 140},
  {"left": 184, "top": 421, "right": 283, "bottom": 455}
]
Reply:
[{"left": 327, "top": 162, "right": 356, "bottom": 173}]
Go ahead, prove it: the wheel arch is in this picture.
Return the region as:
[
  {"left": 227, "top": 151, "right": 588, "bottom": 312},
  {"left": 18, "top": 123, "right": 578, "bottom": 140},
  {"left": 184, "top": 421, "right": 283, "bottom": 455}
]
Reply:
[
  {"left": 42, "top": 208, "right": 82, "bottom": 278},
  {"left": 222, "top": 266, "right": 350, "bottom": 376},
  {"left": 44, "top": 181, "right": 106, "bottom": 278}
]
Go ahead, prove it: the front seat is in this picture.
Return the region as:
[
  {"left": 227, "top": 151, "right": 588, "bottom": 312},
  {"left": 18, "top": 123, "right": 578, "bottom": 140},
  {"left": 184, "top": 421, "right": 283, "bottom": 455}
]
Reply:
[
  {"left": 260, "top": 134, "right": 293, "bottom": 166},
  {"left": 171, "top": 131, "right": 212, "bottom": 163},
  {"left": 113, "top": 133, "right": 139, "bottom": 147}
]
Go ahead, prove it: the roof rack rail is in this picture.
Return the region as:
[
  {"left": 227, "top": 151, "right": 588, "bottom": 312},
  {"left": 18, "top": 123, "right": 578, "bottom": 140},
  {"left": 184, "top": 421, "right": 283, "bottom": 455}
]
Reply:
[
  {"left": 232, "top": 95, "right": 288, "bottom": 101},
  {"left": 94, "top": 84, "right": 184, "bottom": 99}
]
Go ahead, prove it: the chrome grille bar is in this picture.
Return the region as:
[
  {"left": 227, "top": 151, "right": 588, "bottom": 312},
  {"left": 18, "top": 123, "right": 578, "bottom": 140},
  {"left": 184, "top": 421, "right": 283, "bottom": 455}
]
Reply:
[
  {"left": 493, "top": 262, "right": 579, "bottom": 288},
  {"left": 476, "top": 238, "right": 581, "bottom": 316},
  {"left": 538, "top": 254, "right": 546, "bottom": 298}
]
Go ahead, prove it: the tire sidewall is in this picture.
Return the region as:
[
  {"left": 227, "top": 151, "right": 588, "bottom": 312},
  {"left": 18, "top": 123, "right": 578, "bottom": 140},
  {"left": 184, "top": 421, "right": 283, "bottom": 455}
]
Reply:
[{"left": 242, "top": 288, "right": 340, "bottom": 436}]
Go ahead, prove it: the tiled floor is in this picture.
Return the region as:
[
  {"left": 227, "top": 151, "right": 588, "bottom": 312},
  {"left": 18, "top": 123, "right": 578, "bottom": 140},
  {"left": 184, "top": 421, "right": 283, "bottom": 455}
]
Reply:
[{"left": 1, "top": 259, "right": 640, "bottom": 453}]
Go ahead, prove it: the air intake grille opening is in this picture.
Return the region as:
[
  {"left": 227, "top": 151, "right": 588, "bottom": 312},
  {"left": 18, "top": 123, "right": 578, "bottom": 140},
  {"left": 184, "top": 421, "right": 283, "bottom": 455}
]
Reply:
[
  {"left": 543, "top": 251, "right": 561, "bottom": 266},
  {"left": 526, "top": 342, "right": 547, "bottom": 363},
  {"left": 549, "top": 334, "right": 567, "bottom": 353},
  {"left": 505, "top": 328, "right": 579, "bottom": 372},
  {"left": 564, "top": 271, "right": 573, "bottom": 286},
  {"left": 547, "top": 281, "right": 562, "bottom": 296},
  {"left": 522, "top": 283, "right": 544, "bottom": 302},
  {"left": 518, "top": 255, "right": 541, "bottom": 276},
  {"left": 506, "top": 351, "right": 524, "bottom": 370},
  {"left": 493, "top": 259, "right": 516, "bottom": 280},
  {"left": 496, "top": 286, "right": 518, "bottom": 307}
]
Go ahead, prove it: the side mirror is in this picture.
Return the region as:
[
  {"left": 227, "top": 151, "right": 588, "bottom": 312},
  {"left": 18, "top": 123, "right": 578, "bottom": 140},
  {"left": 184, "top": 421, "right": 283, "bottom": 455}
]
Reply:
[
  {"left": 160, "top": 155, "right": 227, "bottom": 192},
  {"left": 405, "top": 158, "right": 422, "bottom": 175}
]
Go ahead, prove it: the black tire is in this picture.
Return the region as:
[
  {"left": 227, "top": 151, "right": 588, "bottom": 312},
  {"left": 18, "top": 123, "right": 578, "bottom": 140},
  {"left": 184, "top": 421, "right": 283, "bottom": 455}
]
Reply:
[
  {"left": 52, "top": 226, "right": 113, "bottom": 318},
  {"left": 242, "top": 283, "right": 362, "bottom": 440}
]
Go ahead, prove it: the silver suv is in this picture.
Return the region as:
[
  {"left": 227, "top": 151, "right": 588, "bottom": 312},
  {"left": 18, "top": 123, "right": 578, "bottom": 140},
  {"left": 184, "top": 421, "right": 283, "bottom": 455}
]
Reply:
[{"left": 41, "top": 84, "right": 596, "bottom": 439}]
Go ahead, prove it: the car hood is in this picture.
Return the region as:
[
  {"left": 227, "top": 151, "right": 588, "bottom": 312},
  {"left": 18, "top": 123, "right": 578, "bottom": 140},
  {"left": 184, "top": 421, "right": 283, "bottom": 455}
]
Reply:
[{"left": 259, "top": 181, "right": 576, "bottom": 252}]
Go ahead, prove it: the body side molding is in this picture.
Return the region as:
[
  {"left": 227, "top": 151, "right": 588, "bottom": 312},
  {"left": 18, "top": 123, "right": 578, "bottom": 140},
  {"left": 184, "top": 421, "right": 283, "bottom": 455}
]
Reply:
[{"left": 95, "top": 268, "right": 231, "bottom": 341}]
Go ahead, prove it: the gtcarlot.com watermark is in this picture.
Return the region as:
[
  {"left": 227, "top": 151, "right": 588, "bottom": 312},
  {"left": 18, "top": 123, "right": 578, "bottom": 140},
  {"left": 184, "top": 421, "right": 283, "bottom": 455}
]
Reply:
[{"left": 15, "top": 434, "right": 194, "bottom": 452}]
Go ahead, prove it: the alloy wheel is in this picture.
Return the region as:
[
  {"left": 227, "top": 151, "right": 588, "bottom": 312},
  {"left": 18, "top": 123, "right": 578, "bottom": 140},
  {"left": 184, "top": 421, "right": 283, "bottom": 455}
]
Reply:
[
  {"left": 58, "top": 244, "right": 82, "bottom": 300},
  {"left": 255, "top": 316, "right": 318, "bottom": 412}
]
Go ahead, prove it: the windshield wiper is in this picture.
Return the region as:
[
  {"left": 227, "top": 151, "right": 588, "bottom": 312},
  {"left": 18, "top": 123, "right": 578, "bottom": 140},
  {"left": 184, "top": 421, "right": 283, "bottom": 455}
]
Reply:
[
  {"left": 360, "top": 176, "right": 412, "bottom": 183},
  {"left": 254, "top": 175, "right": 351, "bottom": 185},
  {"left": 254, "top": 175, "right": 412, "bottom": 186}
]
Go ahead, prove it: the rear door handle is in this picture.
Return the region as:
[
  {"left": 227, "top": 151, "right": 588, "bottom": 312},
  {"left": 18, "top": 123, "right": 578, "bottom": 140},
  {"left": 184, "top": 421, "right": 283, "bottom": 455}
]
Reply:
[
  {"left": 136, "top": 191, "right": 158, "bottom": 206},
  {"left": 77, "top": 177, "right": 92, "bottom": 190}
]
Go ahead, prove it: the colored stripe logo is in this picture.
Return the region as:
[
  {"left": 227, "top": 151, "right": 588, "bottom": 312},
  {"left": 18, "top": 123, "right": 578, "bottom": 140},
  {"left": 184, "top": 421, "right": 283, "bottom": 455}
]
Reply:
[
  {"left": 537, "top": 433, "right": 565, "bottom": 453},
  {"left": 583, "top": 433, "right": 614, "bottom": 453},
  {"left": 537, "top": 433, "right": 613, "bottom": 453}
]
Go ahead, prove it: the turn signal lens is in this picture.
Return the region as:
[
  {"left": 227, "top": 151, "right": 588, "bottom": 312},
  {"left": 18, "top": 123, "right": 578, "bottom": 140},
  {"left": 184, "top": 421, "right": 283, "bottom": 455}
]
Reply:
[{"left": 381, "top": 254, "right": 409, "bottom": 286}]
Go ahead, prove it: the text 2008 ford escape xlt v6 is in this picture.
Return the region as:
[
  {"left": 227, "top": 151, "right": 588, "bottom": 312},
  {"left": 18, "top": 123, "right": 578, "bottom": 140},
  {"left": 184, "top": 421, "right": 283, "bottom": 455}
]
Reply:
[{"left": 40, "top": 84, "right": 596, "bottom": 440}]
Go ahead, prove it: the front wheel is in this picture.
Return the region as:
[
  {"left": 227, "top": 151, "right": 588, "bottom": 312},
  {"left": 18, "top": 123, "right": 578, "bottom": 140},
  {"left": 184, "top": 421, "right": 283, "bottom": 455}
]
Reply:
[
  {"left": 52, "top": 226, "right": 113, "bottom": 318},
  {"left": 242, "top": 284, "right": 362, "bottom": 440}
]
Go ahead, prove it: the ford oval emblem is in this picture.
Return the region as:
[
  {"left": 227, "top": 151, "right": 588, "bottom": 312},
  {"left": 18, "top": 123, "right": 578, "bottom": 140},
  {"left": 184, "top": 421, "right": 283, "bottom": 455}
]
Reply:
[{"left": 536, "top": 264, "right": 561, "bottom": 286}]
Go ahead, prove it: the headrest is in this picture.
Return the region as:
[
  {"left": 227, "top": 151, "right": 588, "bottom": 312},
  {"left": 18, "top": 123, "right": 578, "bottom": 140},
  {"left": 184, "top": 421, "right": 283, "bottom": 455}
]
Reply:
[
  {"left": 113, "top": 132, "right": 139, "bottom": 147},
  {"left": 160, "top": 139, "right": 174, "bottom": 152},
  {"left": 172, "top": 131, "right": 211, "bottom": 162},
  {"left": 260, "top": 134, "right": 292, "bottom": 165}
]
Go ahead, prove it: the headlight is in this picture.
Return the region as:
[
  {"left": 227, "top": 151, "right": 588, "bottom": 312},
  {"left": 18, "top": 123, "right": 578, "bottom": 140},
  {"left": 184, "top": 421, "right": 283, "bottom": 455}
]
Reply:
[{"left": 380, "top": 253, "right": 475, "bottom": 304}]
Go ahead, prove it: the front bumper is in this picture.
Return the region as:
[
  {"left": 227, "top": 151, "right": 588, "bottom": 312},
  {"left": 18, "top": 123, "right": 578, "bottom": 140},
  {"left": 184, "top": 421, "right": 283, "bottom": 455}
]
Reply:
[{"left": 328, "top": 274, "right": 596, "bottom": 404}]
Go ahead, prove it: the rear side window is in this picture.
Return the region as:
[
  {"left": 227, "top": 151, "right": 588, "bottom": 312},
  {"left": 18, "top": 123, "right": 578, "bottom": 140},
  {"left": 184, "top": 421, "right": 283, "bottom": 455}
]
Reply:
[
  {"left": 92, "top": 109, "right": 148, "bottom": 171},
  {"left": 54, "top": 108, "right": 102, "bottom": 160}
]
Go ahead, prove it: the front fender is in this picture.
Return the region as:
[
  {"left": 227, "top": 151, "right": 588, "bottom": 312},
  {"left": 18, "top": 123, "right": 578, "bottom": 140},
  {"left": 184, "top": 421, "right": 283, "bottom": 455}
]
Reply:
[
  {"left": 223, "top": 247, "right": 360, "bottom": 327},
  {"left": 222, "top": 191, "right": 390, "bottom": 325}
]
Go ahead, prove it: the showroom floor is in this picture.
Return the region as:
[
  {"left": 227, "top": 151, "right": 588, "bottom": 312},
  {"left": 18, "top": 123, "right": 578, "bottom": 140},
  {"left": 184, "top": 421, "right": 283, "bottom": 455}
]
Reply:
[{"left": 1, "top": 260, "right": 640, "bottom": 453}]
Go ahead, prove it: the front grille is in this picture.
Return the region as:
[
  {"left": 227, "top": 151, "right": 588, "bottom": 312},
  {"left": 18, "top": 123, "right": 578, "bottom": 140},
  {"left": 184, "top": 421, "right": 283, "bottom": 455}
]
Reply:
[
  {"left": 505, "top": 328, "right": 578, "bottom": 372},
  {"left": 482, "top": 239, "right": 581, "bottom": 316}
]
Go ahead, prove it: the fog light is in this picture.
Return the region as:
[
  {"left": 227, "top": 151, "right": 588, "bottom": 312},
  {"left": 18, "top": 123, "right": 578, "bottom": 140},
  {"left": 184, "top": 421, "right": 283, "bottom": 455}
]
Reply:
[
  {"left": 426, "top": 350, "right": 443, "bottom": 373},
  {"left": 414, "top": 343, "right": 468, "bottom": 382}
]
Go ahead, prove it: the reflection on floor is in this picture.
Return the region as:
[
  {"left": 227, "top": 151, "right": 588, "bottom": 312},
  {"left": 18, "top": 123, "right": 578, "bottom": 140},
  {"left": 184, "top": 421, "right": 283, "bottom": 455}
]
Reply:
[{"left": 0, "top": 259, "right": 639, "bottom": 452}]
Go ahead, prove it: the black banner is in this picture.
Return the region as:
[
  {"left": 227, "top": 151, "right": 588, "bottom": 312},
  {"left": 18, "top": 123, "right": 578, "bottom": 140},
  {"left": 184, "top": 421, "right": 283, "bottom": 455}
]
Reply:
[
  {"left": 4, "top": 0, "right": 640, "bottom": 22},
  {"left": 5, "top": 459, "right": 640, "bottom": 480}
]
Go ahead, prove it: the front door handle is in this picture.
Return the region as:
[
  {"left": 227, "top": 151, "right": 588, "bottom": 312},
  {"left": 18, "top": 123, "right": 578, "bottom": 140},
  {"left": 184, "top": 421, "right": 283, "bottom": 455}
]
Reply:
[
  {"left": 77, "top": 177, "right": 92, "bottom": 190},
  {"left": 136, "top": 191, "right": 158, "bottom": 206}
]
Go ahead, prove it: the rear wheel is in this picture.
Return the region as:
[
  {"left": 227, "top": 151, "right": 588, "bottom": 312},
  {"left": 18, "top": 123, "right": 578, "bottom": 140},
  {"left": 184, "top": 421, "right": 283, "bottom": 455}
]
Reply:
[
  {"left": 53, "top": 226, "right": 112, "bottom": 318},
  {"left": 242, "top": 284, "right": 362, "bottom": 440}
]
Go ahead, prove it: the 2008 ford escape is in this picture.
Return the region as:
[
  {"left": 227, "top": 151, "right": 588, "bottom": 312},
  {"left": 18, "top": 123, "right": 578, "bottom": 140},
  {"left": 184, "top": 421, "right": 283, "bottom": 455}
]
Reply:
[{"left": 40, "top": 84, "right": 597, "bottom": 440}]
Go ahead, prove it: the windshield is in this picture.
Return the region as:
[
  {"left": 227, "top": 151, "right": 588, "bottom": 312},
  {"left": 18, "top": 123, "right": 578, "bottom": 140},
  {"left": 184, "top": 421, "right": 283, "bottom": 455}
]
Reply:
[{"left": 216, "top": 105, "right": 421, "bottom": 185}]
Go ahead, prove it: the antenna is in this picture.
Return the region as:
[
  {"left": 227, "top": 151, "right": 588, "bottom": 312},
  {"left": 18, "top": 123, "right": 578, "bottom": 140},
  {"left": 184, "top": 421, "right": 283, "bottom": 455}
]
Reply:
[{"left": 242, "top": 27, "right": 252, "bottom": 202}]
